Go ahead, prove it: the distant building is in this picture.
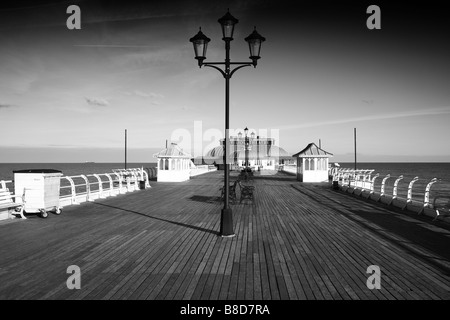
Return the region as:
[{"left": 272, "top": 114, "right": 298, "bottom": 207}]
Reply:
[
  {"left": 292, "top": 143, "right": 333, "bottom": 182},
  {"left": 153, "top": 143, "right": 193, "bottom": 182},
  {"left": 204, "top": 135, "right": 292, "bottom": 170}
]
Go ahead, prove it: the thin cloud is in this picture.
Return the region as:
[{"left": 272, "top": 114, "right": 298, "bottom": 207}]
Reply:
[
  {"left": 122, "top": 90, "right": 164, "bottom": 99},
  {"left": 133, "top": 90, "right": 164, "bottom": 99},
  {"left": 0, "top": 103, "right": 16, "bottom": 109},
  {"left": 362, "top": 99, "right": 374, "bottom": 105},
  {"left": 85, "top": 97, "right": 109, "bottom": 107},
  {"left": 279, "top": 107, "right": 450, "bottom": 130}
]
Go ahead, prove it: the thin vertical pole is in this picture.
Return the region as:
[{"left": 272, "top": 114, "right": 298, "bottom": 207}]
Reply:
[
  {"left": 125, "top": 129, "right": 127, "bottom": 170},
  {"left": 220, "top": 39, "right": 234, "bottom": 237},
  {"left": 319, "top": 139, "right": 321, "bottom": 149},
  {"left": 354, "top": 128, "right": 357, "bottom": 170}
]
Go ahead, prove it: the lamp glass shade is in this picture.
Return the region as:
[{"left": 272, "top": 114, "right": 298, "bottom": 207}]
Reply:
[
  {"left": 218, "top": 11, "right": 239, "bottom": 39},
  {"left": 245, "top": 28, "right": 266, "bottom": 60},
  {"left": 244, "top": 127, "right": 249, "bottom": 136},
  {"left": 189, "top": 29, "right": 211, "bottom": 60}
]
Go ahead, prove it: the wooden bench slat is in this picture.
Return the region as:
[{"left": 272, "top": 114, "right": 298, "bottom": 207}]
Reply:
[{"left": 0, "top": 189, "right": 25, "bottom": 219}]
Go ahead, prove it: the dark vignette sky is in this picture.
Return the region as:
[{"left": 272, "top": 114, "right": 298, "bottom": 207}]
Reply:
[{"left": 1, "top": 0, "right": 449, "bottom": 162}]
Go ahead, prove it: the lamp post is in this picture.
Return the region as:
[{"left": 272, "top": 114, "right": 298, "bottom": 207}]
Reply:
[
  {"left": 250, "top": 131, "right": 255, "bottom": 168},
  {"left": 238, "top": 131, "right": 243, "bottom": 168},
  {"left": 243, "top": 127, "right": 255, "bottom": 170},
  {"left": 190, "top": 10, "right": 265, "bottom": 237},
  {"left": 244, "top": 127, "right": 249, "bottom": 169}
]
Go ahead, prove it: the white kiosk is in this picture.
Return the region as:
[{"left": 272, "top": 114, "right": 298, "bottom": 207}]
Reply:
[
  {"left": 154, "top": 143, "right": 192, "bottom": 182},
  {"left": 292, "top": 143, "right": 333, "bottom": 182}
]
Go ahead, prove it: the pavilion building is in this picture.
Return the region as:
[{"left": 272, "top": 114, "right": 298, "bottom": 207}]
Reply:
[
  {"left": 204, "top": 135, "right": 292, "bottom": 170},
  {"left": 153, "top": 143, "right": 193, "bottom": 182},
  {"left": 292, "top": 142, "right": 333, "bottom": 182}
]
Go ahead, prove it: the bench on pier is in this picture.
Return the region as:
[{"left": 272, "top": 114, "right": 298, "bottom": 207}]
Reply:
[
  {"left": 432, "top": 195, "right": 450, "bottom": 221},
  {"left": 220, "top": 180, "right": 238, "bottom": 204},
  {"left": 237, "top": 180, "right": 255, "bottom": 204},
  {"left": 0, "top": 188, "right": 26, "bottom": 219},
  {"left": 238, "top": 169, "right": 254, "bottom": 182}
]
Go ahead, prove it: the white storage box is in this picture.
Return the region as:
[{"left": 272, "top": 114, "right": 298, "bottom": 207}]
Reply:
[{"left": 13, "top": 169, "right": 63, "bottom": 217}]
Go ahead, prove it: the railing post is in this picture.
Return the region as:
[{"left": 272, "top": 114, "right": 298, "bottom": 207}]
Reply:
[
  {"left": 419, "top": 178, "right": 438, "bottom": 215},
  {"left": 365, "top": 173, "right": 379, "bottom": 199},
  {"left": 370, "top": 173, "right": 380, "bottom": 194},
  {"left": 378, "top": 174, "right": 391, "bottom": 202},
  {"left": 392, "top": 175, "right": 404, "bottom": 199},
  {"left": 93, "top": 174, "right": 104, "bottom": 199},
  {"left": 0, "top": 180, "right": 6, "bottom": 190},
  {"left": 360, "top": 170, "right": 367, "bottom": 192},
  {"left": 125, "top": 171, "right": 131, "bottom": 191},
  {"left": 403, "top": 176, "right": 419, "bottom": 210},
  {"left": 113, "top": 172, "right": 125, "bottom": 194},
  {"left": 104, "top": 173, "right": 116, "bottom": 196},
  {"left": 142, "top": 170, "right": 151, "bottom": 188},
  {"left": 63, "top": 176, "right": 78, "bottom": 205},
  {"left": 389, "top": 175, "right": 404, "bottom": 205},
  {"left": 80, "top": 175, "right": 92, "bottom": 202}
]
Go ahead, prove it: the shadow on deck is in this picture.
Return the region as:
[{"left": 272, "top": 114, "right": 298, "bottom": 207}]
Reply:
[{"left": 0, "top": 170, "right": 449, "bottom": 300}]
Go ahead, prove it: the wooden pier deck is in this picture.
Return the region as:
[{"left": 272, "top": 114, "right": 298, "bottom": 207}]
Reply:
[{"left": 0, "top": 170, "right": 449, "bottom": 301}]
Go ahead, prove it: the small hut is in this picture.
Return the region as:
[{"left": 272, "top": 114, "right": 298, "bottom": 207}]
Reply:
[
  {"left": 153, "top": 143, "right": 192, "bottom": 182},
  {"left": 292, "top": 143, "right": 333, "bottom": 182}
]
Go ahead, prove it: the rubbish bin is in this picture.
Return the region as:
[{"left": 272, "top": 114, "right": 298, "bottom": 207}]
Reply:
[
  {"left": 13, "top": 169, "right": 63, "bottom": 218},
  {"left": 139, "top": 180, "right": 146, "bottom": 190}
]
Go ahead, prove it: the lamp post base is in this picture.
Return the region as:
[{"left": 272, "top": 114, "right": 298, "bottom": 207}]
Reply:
[{"left": 220, "top": 208, "right": 235, "bottom": 237}]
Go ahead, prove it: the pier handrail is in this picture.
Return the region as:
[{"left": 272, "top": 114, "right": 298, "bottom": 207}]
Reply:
[
  {"left": 389, "top": 175, "right": 404, "bottom": 204},
  {"left": 58, "top": 168, "right": 150, "bottom": 208},
  {"left": 1, "top": 168, "right": 151, "bottom": 217},
  {"left": 403, "top": 176, "right": 419, "bottom": 210},
  {"left": 333, "top": 168, "right": 448, "bottom": 220},
  {"left": 380, "top": 174, "right": 391, "bottom": 197},
  {"left": 418, "top": 178, "right": 439, "bottom": 215},
  {"left": 370, "top": 174, "right": 380, "bottom": 194}
]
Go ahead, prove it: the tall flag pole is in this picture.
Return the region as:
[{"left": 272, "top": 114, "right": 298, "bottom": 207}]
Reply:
[{"left": 354, "top": 128, "right": 357, "bottom": 170}]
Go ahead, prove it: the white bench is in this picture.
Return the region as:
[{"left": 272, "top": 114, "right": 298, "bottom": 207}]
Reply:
[{"left": 0, "top": 188, "right": 26, "bottom": 219}]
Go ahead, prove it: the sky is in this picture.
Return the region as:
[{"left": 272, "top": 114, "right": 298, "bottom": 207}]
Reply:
[{"left": 0, "top": 0, "right": 449, "bottom": 162}]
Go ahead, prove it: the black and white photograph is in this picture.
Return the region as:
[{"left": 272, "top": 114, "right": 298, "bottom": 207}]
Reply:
[{"left": 0, "top": 0, "right": 449, "bottom": 312}]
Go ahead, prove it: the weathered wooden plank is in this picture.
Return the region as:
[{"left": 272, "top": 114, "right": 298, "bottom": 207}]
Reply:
[{"left": 0, "top": 170, "right": 449, "bottom": 301}]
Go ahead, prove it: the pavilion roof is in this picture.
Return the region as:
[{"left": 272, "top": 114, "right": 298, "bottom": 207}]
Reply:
[
  {"left": 153, "top": 143, "right": 192, "bottom": 158},
  {"left": 292, "top": 143, "right": 333, "bottom": 158}
]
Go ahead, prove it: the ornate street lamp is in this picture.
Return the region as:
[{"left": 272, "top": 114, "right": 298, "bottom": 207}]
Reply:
[
  {"left": 218, "top": 10, "right": 239, "bottom": 40},
  {"left": 245, "top": 27, "right": 266, "bottom": 66},
  {"left": 189, "top": 10, "right": 265, "bottom": 237},
  {"left": 189, "top": 28, "right": 210, "bottom": 67}
]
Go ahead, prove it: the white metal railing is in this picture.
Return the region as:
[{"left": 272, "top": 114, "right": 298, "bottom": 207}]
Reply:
[
  {"left": 190, "top": 165, "right": 218, "bottom": 177},
  {"left": 59, "top": 168, "right": 151, "bottom": 207},
  {"left": 332, "top": 168, "right": 450, "bottom": 220},
  {"left": 1, "top": 168, "right": 151, "bottom": 217}
]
